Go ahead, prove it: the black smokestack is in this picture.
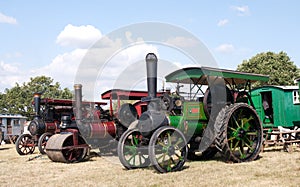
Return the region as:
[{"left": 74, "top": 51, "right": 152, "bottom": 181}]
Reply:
[
  {"left": 74, "top": 84, "right": 83, "bottom": 121},
  {"left": 145, "top": 53, "right": 158, "bottom": 99},
  {"left": 33, "top": 92, "right": 41, "bottom": 117}
]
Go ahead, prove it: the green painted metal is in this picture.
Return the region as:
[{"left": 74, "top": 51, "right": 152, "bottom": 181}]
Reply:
[
  {"left": 251, "top": 86, "right": 300, "bottom": 128},
  {"left": 165, "top": 67, "right": 269, "bottom": 85},
  {"left": 182, "top": 102, "right": 207, "bottom": 121},
  {"left": 168, "top": 115, "right": 204, "bottom": 136}
]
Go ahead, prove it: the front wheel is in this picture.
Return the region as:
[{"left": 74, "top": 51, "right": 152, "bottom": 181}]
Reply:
[
  {"left": 215, "top": 103, "right": 263, "bottom": 162},
  {"left": 117, "top": 129, "right": 150, "bottom": 169},
  {"left": 38, "top": 132, "right": 53, "bottom": 154},
  {"left": 148, "top": 126, "right": 187, "bottom": 173}
]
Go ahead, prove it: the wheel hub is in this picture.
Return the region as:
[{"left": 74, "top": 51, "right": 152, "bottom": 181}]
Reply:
[
  {"left": 234, "top": 127, "right": 247, "bottom": 140},
  {"left": 167, "top": 146, "right": 176, "bottom": 156}
]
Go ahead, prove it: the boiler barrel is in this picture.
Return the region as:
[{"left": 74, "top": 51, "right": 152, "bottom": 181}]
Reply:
[{"left": 79, "top": 121, "right": 117, "bottom": 139}]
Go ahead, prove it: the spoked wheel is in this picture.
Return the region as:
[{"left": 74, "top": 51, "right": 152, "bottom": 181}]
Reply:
[
  {"left": 149, "top": 126, "right": 187, "bottom": 173},
  {"left": 38, "top": 132, "right": 53, "bottom": 154},
  {"left": 117, "top": 129, "right": 150, "bottom": 169},
  {"left": 216, "top": 103, "right": 263, "bottom": 162},
  {"left": 15, "top": 134, "right": 36, "bottom": 155},
  {"left": 45, "top": 133, "right": 88, "bottom": 163}
]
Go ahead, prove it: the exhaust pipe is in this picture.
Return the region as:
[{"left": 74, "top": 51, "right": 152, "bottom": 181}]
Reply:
[
  {"left": 33, "top": 92, "right": 42, "bottom": 118},
  {"left": 145, "top": 53, "right": 158, "bottom": 99},
  {"left": 74, "top": 84, "right": 83, "bottom": 121}
]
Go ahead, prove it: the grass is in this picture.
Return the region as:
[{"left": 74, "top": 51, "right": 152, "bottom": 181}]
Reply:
[{"left": 0, "top": 144, "right": 299, "bottom": 187}]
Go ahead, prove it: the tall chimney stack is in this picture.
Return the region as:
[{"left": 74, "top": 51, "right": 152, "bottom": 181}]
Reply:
[
  {"left": 33, "top": 92, "right": 42, "bottom": 118},
  {"left": 74, "top": 84, "right": 83, "bottom": 121},
  {"left": 145, "top": 53, "right": 158, "bottom": 99}
]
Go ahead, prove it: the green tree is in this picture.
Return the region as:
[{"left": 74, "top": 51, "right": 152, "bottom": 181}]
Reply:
[
  {"left": 237, "top": 51, "right": 300, "bottom": 87},
  {"left": 0, "top": 76, "right": 72, "bottom": 119}
]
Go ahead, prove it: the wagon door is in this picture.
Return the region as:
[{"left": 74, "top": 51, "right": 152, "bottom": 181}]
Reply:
[
  {"left": 251, "top": 91, "right": 274, "bottom": 127},
  {"left": 260, "top": 91, "right": 274, "bottom": 125}
]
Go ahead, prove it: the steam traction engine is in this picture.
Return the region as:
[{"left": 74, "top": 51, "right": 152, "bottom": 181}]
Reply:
[
  {"left": 15, "top": 92, "right": 106, "bottom": 155},
  {"left": 117, "top": 53, "right": 268, "bottom": 173},
  {"left": 44, "top": 85, "right": 159, "bottom": 162}
]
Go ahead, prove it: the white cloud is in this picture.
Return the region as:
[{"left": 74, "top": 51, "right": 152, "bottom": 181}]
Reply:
[
  {"left": 165, "top": 36, "right": 199, "bottom": 48},
  {"left": 0, "top": 12, "right": 17, "bottom": 24},
  {"left": 0, "top": 61, "right": 26, "bottom": 91},
  {"left": 56, "top": 24, "right": 102, "bottom": 48},
  {"left": 217, "top": 19, "right": 229, "bottom": 27},
  {"left": 231, "top": 5, "right": 250, "bottom": 16},
  {"left": 215, "top": 44, "right": 235, "bottom": 53},
  {"left": 31, "top": 48, "right": 87, "bottom": 88}
]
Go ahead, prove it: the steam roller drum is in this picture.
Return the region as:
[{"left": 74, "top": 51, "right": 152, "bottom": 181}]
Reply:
[{"left": 45, "top": 133, "right": 88, "bottom": 163}]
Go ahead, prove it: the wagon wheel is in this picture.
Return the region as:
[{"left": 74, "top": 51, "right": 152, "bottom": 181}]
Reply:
[
  {"left": 215, "top": 103, "right": 263, "bottom": 162},
  {"left": 38, "top": 132, "right": 53, "bottom": 154},
  {"left": 46, "top": 133, "right": 88, "bottom": 163},
  {"left": 15, "top": 134, "right": 36, "bottom": 155},
  {"left": 148, "top": 126, "right": 187, "bottom": 173},
  {"left": 117, "top": 128, "right": 150, "bottom": 169}
]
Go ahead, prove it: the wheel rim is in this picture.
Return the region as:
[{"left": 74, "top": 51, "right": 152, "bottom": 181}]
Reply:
[
  {"left": 226, "top": 106, "right": 261, "bottom": 160},
  {"left": 38, "top": 133, "right": 52, "bottom": 154},
  {"left": 61, "top": 135, "right": 87, "bottom": 162},
  {"left": 16, "top": 134, "right": 35, "bottom": 155},
  {"left": 118, "top": 129, "right": 149, "bottom": 169},
  {"left": 149, "top": 127, "right": 187, "bottom": 173}
]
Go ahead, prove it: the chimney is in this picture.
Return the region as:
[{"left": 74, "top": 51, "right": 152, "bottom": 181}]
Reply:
[
  {"left": 145, "top": 53, "right": 158, "bottom": 99},
  {"left": 33, "top": 92, "right": 42, "bottom": 117},
  {"left": 74, "top": 84, "right": 83, "bottom": 121}
]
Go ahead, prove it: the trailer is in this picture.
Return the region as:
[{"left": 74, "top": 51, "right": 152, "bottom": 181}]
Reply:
[
  {"left": 251, "top": 81, "right": 300, "bottom": 151},
  {"left": 0, "top": 114, "right": 27, "bottom": 144}
]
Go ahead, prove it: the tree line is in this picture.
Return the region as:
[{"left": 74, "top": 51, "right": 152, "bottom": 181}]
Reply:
[
  {"left": 0, "top": 76, "right": 72, "bottom": 119},
  {"left": 0, "top": 51, "right": 299, "bottom": 119}
]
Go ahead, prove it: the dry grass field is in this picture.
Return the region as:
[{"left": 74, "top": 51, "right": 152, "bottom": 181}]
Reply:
[{"left": 0, "top": 143, "right": 299, "bottom": 187}]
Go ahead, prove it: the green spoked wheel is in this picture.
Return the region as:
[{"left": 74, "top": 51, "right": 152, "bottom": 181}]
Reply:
[
  {"left": 117, "top": 129, "right": 150, "bottom": 169},
  {"left": 216, "top": 103, "right": 263, "bottom": 162},
  {"left": 148, "top": 126, "right": 187, "bottom": 173}
]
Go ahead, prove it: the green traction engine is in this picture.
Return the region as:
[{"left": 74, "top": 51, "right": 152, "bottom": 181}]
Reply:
[{"left": 117, "top": 53, "right": 269, "bottom": 173}]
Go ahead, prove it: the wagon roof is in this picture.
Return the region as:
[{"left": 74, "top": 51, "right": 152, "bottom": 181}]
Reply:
[
  {"left": 101, "top": 89, "right": 163, "bottom": 100},
  {"left": 38, "top": 98, "right": 106, "bottom": 106},
  {"left": 165, "top": 66, "right": 269, "bottom": 85},
  {"left": 252, "top": 85, "right": 299, "bottom": 91},
  {"left": 0, "top": 114, "right": 27, "bottom": 119}
]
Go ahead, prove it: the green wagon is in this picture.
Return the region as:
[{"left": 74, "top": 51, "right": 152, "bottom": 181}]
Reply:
[{"left": 250, "top": 80, "right": 300, "bottom": 151}]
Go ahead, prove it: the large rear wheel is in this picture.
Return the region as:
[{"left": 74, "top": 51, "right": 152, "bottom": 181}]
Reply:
[
  {"left": 148, "top": 126, "right": 187, "bottom": 173},
  {"left": 216, "top": 103, "right": 263, "bottom": 162}
]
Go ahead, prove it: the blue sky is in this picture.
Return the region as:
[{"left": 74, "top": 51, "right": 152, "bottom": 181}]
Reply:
[{"left": 1, "top": 1, "right": 300, "bottom": 99}]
